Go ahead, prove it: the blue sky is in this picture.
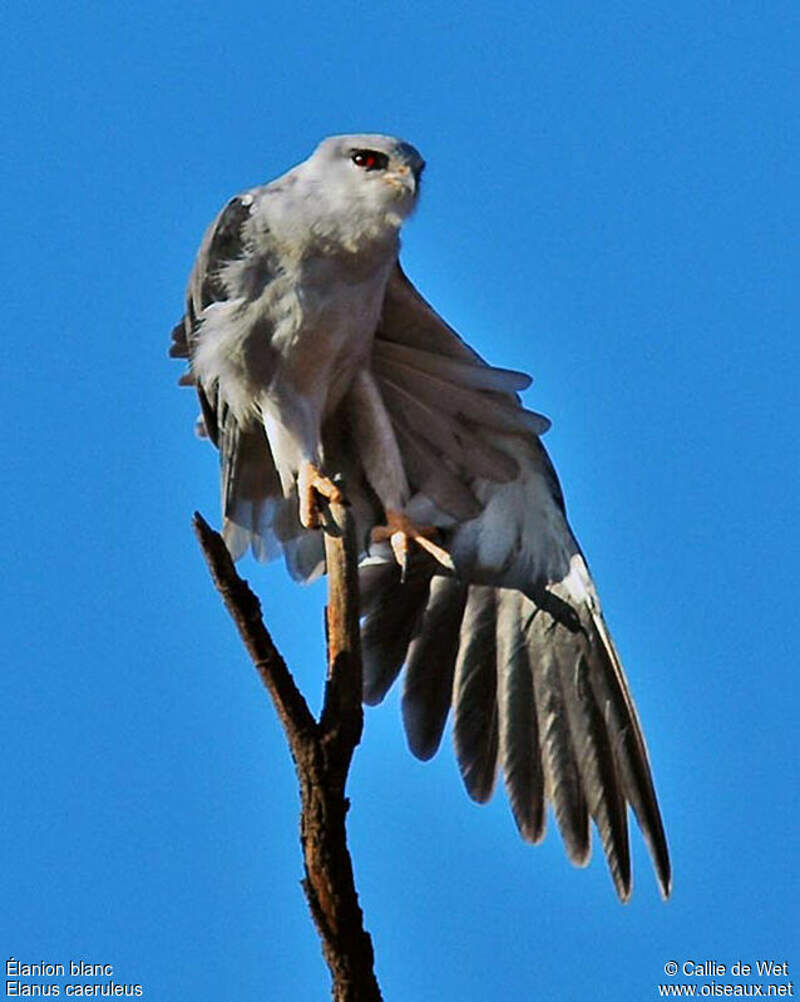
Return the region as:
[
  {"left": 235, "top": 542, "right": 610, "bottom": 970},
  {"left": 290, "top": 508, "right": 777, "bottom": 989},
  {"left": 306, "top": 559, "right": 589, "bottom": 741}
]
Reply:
[{"left": 2, "top": 2, "right": 797, "bottom": 999}]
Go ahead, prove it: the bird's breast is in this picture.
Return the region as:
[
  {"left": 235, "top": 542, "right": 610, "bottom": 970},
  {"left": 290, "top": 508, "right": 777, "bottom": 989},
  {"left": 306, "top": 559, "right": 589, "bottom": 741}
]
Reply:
[{"left": 280, "top": 257, "right": 392, "bottom": 411}]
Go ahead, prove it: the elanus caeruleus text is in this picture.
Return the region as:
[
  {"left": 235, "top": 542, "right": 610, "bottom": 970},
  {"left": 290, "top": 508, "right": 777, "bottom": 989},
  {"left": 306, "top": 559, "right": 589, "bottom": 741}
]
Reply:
[{"left": 170, "top": 133, "right": 671, "bottom": 900}]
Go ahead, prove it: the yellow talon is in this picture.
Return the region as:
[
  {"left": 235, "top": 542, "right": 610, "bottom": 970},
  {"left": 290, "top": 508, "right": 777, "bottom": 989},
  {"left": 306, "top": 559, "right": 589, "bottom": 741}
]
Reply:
[
  {"left": 298, "top": 462, "right": 345, "bottom": 529},
  {"left": 371, "top": 509, "right": 455, "bottom": 577}
]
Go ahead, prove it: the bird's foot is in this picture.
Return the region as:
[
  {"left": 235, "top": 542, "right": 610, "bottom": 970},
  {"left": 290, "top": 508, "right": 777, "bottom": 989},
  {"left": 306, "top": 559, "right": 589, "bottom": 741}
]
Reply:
[
  {"left": 298, "top": 462, "right": 345, "bottom": 529},
  {"left": 371, "top": 509, "right": 455, "bottom": 580}
]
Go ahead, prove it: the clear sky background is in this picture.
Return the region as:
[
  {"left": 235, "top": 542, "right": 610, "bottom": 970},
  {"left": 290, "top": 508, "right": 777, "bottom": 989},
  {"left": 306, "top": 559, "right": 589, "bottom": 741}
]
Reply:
[{"left": 3, "top": 2, "right": 798, "bottom": 999}]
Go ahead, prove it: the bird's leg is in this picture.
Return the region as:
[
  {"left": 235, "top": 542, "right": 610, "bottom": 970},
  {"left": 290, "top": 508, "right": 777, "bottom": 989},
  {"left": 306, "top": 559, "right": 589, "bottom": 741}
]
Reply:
[
  {"left": 337, "top": 373, "right": 455, "bottom": 577},
  {"left": 371, "top": 509, "right": 456, "bottom": 580},
  {"left": 298, "top": 461, "right": 346, "bottom": 529},
  {"left": 342, "top": 372, "right": 455, "bottom": 577}
]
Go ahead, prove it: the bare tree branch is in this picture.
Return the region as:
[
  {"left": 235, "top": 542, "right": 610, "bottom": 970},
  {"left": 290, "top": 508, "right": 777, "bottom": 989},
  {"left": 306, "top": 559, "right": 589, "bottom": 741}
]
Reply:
[
  {"left": 320, "top": 498, "right": 365, "bottom": 785},
  {"left": 192, "top": 512, "right": 317, "bottom": 746},
  {"left": 193, "top": 508, "right": 382, "bottom": 1002}
]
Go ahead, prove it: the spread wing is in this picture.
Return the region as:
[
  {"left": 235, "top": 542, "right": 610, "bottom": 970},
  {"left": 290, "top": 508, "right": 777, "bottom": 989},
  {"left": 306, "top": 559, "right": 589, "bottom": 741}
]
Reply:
[
  {"left": 358, "top": 265, "right": 671, "bottom": 901},
  {"left": 171, "top": 237, "right": 670, "bottom": 898}
]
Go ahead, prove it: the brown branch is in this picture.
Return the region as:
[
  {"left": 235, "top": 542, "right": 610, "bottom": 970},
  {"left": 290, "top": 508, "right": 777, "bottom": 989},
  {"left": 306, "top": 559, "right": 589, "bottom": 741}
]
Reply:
[
  {"left": 192, "top": 513, "right": 317, "bottom": 747},
  {"left": 193, "top": 509, "right": 382, "bottom": 1002},
  {"left": 320, "top": 497, "right": 365, "bottom": 785}
]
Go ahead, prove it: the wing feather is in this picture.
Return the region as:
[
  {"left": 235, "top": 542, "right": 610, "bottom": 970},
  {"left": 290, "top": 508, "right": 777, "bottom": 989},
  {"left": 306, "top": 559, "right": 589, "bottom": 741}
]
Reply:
[
  {"left": 358, "top": 265, "right": 671, "bottom": 899},
  {"left": 378, "top": 355, "right": 550, "bottom": 437},
  {"left": 532, "top": 645, "right": 591, "bottom": 866},
  {"left": 584, "top": 605, "right": 672, "bottom": 896},
  {"left": 496, "top": 590, "right": 545, "bottom": 842},
  {"left": 171, "top": 190, "right": 326, "bottom": 573},
  {"left": 379, "top": 372, "right": 520, "bottom": 483},
  {"left": 173, "top": 216, "right": 671, "bottom": 899},
  {"left": 558, "top": 645, "right": 632, "bottom": 900},
  {"left": 452, "top": 587, "right": 500, "bottom": 803},
  {"left": 402, "top": 577, "right": 468, "bottom": 760},
  {"left": 359, "top": 551, "right": 432, "bottom": 705},
  {"left": 391, "top": 423, "right": 482, "bottom": 521},
  {"left": 373, "top": 338, "right": 532, "bottom": 393}
]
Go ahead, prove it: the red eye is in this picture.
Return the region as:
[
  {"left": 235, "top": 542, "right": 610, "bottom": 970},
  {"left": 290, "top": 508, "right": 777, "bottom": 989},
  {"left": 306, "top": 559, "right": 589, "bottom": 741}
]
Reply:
[{"left": 351, "top": 149, "right": 389, "bottom": 171}]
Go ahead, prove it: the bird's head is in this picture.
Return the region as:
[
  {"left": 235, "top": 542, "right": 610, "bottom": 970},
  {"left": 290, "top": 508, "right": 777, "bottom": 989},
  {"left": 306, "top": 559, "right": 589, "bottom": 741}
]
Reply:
[{"left": 303, "top": 133, "right": 425, "bottom": 232}]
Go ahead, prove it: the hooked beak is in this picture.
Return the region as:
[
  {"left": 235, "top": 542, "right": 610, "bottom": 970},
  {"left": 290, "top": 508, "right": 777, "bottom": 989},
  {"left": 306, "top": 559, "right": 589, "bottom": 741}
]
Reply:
[{"left": 384, "top": 163, "right": 419, "bottom": 199}]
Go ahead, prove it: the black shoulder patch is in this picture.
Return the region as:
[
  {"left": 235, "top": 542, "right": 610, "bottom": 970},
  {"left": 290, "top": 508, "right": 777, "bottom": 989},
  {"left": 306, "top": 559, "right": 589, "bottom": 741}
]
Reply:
[
  {"left": 534, "top": 438, "right": 567, "bottom": 516},
  {"left": 200, "top": 196, "right": 254, "bottom": 308},
  {"left": 168, "top": 319, "right": 189, "bottom": 359}
]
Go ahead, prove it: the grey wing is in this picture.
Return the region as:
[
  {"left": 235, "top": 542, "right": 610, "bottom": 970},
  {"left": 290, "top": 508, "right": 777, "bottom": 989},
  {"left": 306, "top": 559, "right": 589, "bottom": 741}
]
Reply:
[
  {"left": 170, "top": 193, "right": 309, "bottom": 569},
  {"left": 359, "top": 265, "right": 671, "bottom": 901},
  {"left": 170, "top": 193, "right": 256, "bottom": 380}
]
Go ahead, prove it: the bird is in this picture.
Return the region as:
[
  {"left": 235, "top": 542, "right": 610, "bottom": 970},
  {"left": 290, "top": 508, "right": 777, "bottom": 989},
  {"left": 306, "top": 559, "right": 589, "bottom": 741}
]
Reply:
[{"left": 170, "top": 133, "right": 671, "bottom": 901}]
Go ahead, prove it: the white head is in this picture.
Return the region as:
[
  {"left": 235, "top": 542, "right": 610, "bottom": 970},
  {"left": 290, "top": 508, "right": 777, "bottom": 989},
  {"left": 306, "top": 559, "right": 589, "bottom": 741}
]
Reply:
[{"left": 299, "top": 133, "right": 425, "bottom": 234}]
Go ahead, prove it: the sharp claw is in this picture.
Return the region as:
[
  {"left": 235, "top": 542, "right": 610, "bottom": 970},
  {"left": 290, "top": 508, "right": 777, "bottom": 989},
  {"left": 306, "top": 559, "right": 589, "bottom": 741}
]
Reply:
[
  {"left": 298, "top": 462, "right": 346, "bottom": 530},
  {"left": 299, "top": 487, "right": 318, "bottom": 530},
  {"left": 413, "top": 535, "right": 457, "bottom": 573},
  {"left": 371, "top": 510, "right": 454, "bottom": 576},
  {"left": 390, "top": 530, "right": 408, "bottom": 583}
]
